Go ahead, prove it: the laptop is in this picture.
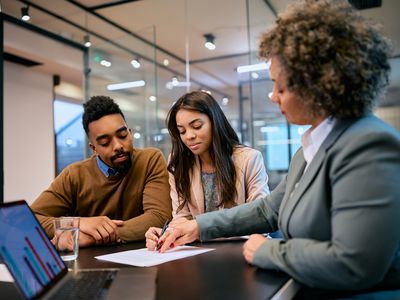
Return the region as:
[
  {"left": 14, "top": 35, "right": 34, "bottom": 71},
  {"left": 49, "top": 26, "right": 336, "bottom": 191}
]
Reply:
[{"left": 0, "top": 200, "right": 156, "bottom": 300}]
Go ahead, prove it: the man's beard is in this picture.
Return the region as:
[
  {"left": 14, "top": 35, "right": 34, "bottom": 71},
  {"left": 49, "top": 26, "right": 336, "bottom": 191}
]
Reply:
[{"left": 111, "top": 151, "right": 132, "bottom": 173}]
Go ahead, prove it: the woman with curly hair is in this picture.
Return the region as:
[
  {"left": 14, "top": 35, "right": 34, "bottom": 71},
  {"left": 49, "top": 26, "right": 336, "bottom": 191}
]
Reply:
[
  {"left": 146, "top": 0, "right": 400, "bottom": 294},
  {"left": 166, "top": 91, "right": 270, "bottom": 220}
]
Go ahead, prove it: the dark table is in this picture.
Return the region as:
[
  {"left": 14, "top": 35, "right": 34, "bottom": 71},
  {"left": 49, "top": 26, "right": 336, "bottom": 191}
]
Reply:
[
  {"left": 1, "top": 239, "right": 300, "bottom": 300},
  {"left": 75, "top": 239, "right": 300, "bottom": 299}
]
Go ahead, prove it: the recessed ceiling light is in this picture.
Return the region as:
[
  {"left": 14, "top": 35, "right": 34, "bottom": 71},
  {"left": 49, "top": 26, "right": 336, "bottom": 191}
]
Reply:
[{"left": 130, "top": 58, "right": 141, "bottom": 69}]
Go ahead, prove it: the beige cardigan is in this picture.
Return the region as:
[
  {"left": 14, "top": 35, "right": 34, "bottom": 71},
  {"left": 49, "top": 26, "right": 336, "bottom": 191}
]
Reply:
[{"left": 170, "top": 147, "right": 270, "bottom": 220}]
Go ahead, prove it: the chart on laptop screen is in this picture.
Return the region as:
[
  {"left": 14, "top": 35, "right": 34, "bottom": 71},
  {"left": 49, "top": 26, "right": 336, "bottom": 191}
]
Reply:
[{"left": 0, "top": 203, "right": 65, "bottom": 299}]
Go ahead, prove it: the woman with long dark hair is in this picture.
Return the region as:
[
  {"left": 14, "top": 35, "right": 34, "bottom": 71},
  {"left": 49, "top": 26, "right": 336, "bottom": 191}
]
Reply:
[{"left": 166, "top": 91, "right": 270, "bottom": 219}]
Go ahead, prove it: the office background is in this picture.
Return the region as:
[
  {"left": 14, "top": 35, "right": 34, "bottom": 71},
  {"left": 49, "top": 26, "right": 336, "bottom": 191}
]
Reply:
[{"left": 1, "top": 0, "right": 399, "bottom": 204}]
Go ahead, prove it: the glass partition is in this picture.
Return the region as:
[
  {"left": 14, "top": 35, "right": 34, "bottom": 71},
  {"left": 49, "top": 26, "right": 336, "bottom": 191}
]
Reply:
[
  {"left": 54, "top": 99, "right": 85, "bottom": 174},
  {"left": 3, "top": 0, "right": 397, "bottom": 182},
  {"left": 0, "top": 0, "right": 298, "bottom": 178}
]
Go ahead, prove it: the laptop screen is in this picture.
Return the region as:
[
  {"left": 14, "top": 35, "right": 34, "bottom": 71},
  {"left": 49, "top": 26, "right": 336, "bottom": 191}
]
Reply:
[{"left": 0, "top": 201, "right": 67, "bottom": 299}]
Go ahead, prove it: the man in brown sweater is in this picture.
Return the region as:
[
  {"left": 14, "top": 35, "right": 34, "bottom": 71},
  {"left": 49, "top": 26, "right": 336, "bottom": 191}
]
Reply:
[{"left": 31, "top": 95, "right": 172, "bottom": 247}]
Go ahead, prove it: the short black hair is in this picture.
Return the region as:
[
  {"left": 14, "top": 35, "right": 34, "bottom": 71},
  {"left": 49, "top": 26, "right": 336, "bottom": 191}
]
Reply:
[{"left": 82, "top": 95, "right": 125, "bottom": 136}]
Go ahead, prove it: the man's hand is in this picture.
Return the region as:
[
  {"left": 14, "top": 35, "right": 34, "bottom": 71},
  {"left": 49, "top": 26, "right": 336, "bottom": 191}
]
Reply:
[
  {"left": 145, "top": 219, "right": 200, "bottom": 252},
  {"left": 78, "top": 231, "right": 96, "bottom": 248},
  {"left": 51, "top": 231, "right": 96, "bottom": 248},
  {"left": 242, "top": 234, "right": 267, "bottom": 264},
  {"left": 145, "top": 227, "right": 162, "bottom": 251},
  {"left": 79, "top": 216, "right": 124, "bottom": 245}
]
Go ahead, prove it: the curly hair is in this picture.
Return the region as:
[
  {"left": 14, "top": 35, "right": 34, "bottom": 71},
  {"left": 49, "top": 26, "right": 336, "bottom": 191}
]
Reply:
[
  {"left": 259, "top": 0, "right": 391, "bottom": 118},
  {"left": 167, "top": 91, "right": 241, "bottom": 212},
  {"left": 82, "top": 95, "right": 125, "bottom": 136}
]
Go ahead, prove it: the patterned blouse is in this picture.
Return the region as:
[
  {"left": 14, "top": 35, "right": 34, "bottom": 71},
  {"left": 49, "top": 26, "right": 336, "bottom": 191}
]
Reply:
[{"left": 201, "top": 171, "right": 218, "bottom": 212}]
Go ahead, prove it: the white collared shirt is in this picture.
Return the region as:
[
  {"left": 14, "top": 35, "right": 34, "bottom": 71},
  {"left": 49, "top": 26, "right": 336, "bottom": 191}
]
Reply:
[{"left": 301, "top": 117, "right": 336, "bottom": 170}]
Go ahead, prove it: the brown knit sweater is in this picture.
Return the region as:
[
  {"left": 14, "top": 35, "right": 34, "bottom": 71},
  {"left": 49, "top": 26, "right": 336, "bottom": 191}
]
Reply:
[{"left": 30, "top": 147, "right": 172, "bottom": 242}]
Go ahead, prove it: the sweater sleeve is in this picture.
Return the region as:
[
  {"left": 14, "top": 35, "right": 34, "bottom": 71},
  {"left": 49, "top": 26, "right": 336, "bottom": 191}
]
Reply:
[
  {"left": 30, "top": 167, "right": 76, "bottom": 238},
  {"left": 118, "top": 150, "right": 172, "bottom": 241}
]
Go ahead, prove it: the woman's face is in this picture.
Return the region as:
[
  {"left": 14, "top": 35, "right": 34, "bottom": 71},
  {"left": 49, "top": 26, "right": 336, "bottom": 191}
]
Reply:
[
  {"left": 269, "top": 57, "right": 323, "bottom": 128},
  {"left": 175, "top": 109, "right": 213, "bottom": 157}
]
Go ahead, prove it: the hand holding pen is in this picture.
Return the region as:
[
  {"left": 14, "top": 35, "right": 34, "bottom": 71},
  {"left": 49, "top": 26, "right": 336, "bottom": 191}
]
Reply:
[
  {"left": 145, "top": 219, "right": 200, "bottom": 253},
  {"left": 154, "top": 220, "right": 170, "bottom": 251}
]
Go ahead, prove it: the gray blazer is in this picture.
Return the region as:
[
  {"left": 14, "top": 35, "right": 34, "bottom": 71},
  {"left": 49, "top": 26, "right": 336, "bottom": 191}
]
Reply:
[{"left": 196, "top": 115, "right": 400, "bottom": 290}]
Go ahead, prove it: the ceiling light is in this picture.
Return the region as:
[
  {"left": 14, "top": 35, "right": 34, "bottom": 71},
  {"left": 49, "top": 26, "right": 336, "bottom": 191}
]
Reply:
[
  {"left": 130, "top": 58, "right": 141, "bottom": 69},
  {"left": 204, "top": 33, "right": 216, "bottom": 51},
  {"left": 149, "top": 95, "right": 157, "bottom": 102},
  {"left": 236, "top": 62, "right": 270, "bottom": 73},
  {"left": 21, "top": 6, "right": 30, "bottom": 22},
  {"left": 163, "top": 59, "right": 170, "bottom": 66},
  {"left": 83, "top": 13, "right": 91, "bottom": 47},
  {"left": 84, "top": 35, "right": 91, "bottom": 47},
  {"left": 100, "top": 59, "right": 112, "bottom": 67},
  {"left": 171, "top": 76, "right": 179, "bottom": 86},
  {"left": 251, "top": 72, "right": 259, "bottom": 79},
  {"left": 107, "top": 80, "right": 145, "bottom": 91},
  {"left": 166, "top": 77, "right": 191, "bottom": 89}
]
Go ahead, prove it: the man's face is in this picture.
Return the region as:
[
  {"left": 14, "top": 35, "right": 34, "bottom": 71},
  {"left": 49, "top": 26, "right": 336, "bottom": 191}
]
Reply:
[{"left": 88, "top": 113, "right": 134, "bottom": 169}]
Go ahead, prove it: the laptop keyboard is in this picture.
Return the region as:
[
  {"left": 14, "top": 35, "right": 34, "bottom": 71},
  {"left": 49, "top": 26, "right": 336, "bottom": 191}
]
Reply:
[{"left": 50, "top": 270, "right": 118, "bottom": 300}]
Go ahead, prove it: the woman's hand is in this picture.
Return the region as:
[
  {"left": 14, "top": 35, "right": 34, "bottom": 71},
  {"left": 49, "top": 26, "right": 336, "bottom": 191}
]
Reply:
[
  {"left": 145, "top": 219, "right": 200, "bottom": 252},
  {"left": 243, "top": 234, "right": 267, "bottom": 264}
]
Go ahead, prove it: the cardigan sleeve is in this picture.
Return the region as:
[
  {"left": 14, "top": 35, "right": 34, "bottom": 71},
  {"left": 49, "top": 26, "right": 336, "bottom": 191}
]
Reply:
[
  {"left": 170, "top": 170, "right": 194, "bottom": 220},
  {"left": 242, "top": 149, "right": 270, "bottom": 201}
]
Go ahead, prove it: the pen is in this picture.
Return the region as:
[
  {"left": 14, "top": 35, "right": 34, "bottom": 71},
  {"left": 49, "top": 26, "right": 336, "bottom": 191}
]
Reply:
[{"left": 155, "top": 220, "right": 170, "bottom": 251}]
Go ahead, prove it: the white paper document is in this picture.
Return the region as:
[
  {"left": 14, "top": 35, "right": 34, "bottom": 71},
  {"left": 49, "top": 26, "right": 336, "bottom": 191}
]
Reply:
[
  {"left": 95, "top": 246, "right": 215, "bottom": 267},
  {"left": 0, "top": 263, "right": 14, "bottom": 282}
]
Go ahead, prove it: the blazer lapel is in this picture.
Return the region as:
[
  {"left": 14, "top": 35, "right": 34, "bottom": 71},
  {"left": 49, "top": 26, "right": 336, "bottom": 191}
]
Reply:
[
  {"left": 278, "top": 149, "right": 306, "bottom": 237},
  {"left": 281, "top": 119, "right": 356, "bottom": 236},
  {"left": 285, "top": 148, "right": 307, "bottom": 198}
]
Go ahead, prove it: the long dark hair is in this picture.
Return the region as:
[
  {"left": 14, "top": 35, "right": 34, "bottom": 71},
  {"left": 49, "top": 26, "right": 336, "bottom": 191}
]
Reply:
[{"left": 167, "top": 91, "right": 240, "bottom": 212}]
